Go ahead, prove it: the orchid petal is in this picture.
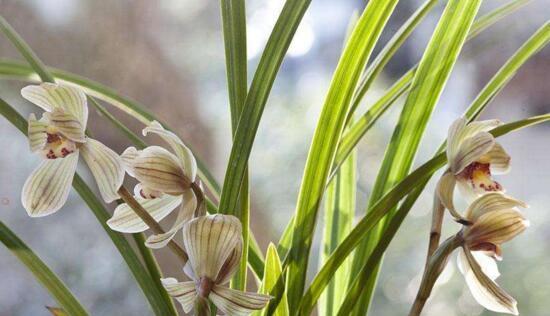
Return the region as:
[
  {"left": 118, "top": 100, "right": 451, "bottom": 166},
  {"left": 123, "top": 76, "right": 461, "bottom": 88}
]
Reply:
[
  {"left": 451, "top": 132, "right": 495, "bottom": 174},
  {"left": 182, "top": 214, "right": 242, "bottom": 280},
  {"left": 80, "top": 138, "right": 125, "bottom": 202},
  {"left": 210, "top": 285, "right": 271, "bottom": 316},
  {"left": 161, "top": 278, "right": 196, "bottom": 314},
  {"left": 120, "top": 147, "right": 139, "bottom": 177},
  {"left": 21, "top": 152, "right": 78, "bottom": 217},
  {"left": 145, "top": 190, "right": 196, "bottom": 249},
  {"left": 465, "top": 192, "right": 527, "bottom": 221},
  {"left": 107, "top": 194, "right": 182, "bottom": 233},
  {"left": 47, "top": 108, "right": 86, "bottom": 142},
  {"left": 133, "top": 146, "right": 188, "bottom": 195},
  {"left": 216, "top": 237, "right": 243, "bottom": 285},
  {"left": 461, "top": 119, "right": 502, "bottom": 139},
  {"left": 28, "top": 113, "right": 48, "bottom": 152},
  {"left": 143, "top": 121, "right": 197, "bottom": 182},
  {"left": 484, "top": 142, "right": 511, "bottom": 175},
  {"left": 466, "top": 208, "right": 528, "bottom": 247},
  {"left": 447, "top": 117, "right": 467, "bottom": 162},
  {"left": 459, "top": 248, "right": 518, "bottom": 315},
  {"left": 21, "top": 83, "right": 88, "bottom": 127},
  {"left": 436, "top": 170, "right": 463, "bottom": 220}
]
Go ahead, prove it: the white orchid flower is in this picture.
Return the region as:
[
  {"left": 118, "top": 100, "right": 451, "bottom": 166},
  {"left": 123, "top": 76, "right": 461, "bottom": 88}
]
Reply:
[
  {"left": 457, "top": 192, "right": 529, "bottom": 315},
  {"left": 107, "top": 121, "right": 198, "bottom": 249},
  {"left": 437, "top": 117, "right": 511, "bottom": 221},
  {"left": 21, "top": 83, "right": 124, "bottom": 217},
  {"left": 161, "top": 214, "right": 270, "bottom": 315}
]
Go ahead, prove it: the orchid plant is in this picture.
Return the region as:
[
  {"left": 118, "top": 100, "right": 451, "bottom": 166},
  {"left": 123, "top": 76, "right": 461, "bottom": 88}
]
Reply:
[{"left": 0, "top": 1, "right": 549, "bottom": 316}]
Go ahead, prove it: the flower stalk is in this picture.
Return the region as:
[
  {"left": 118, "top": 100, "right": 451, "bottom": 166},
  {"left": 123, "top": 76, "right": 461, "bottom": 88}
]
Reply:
[
  {"left": 409, "top": 233, "right": 464, "bottom": 316},
  {"left": 426, "top": 193, "right": 446, "bottom": 262},
  {"left": 117, "top": 186, "right": 188, "bottom": 263}
]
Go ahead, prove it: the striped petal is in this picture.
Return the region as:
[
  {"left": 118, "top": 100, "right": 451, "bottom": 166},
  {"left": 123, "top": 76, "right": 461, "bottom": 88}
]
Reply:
[
  {"left": 210, "top": 285, "right": 271, "bottom": 316},
  {"left": 28, "top": 113, "right": 48, "bottom": 152},
  {"left": 161, "top": 278, "right": 197, "bottom": 314},
  {"left": 436, "top": 170, "right": 463, "bottom": 220},
  {"left": 465, "top": 208, "right": 528, "bottom": 247},
  {"left": 451, "top": 132, "right": 495, "bottom": 174},
  {"left": 461, "top": 119, "right": 502, "bottom": 140},
  {"left": 447, "top": 117, "right": 467, "bottom": 162},
  {"left": 216, "top": 238, "right": 243, "bottom": 285},
  {"left": 465, "top": 192, "right": 527, "bottom": 222},
  {"left": 21, "top": 83, "right": 88, "bottom": 127},
  {"left": 483, "top": 142, "right": 511, "bottom": 175},
  {"left": 120, "top": 147, "right": 139, "bottom": 177},
  {"left": 458, "top": 248, "right": 518, "bottom": 315},
  {"left": 143, "top": 121, "right": 197, "bottom": 182},
  {"left": 182, "top": 214, "right": 242, "bottom": 280},
  {"left": 21, "top": 152, "right": 78, "bottom": 217},
  {"left": 80, "top": 138, "right": 125, "bottom": 202},
  {"left": 145, "top": 190, "right": 196, "bottom": 249},
  {"left": 107, "top": 194, "right": 182, "bottom": 233},
  {"left": 47, "top": 108, "right": 86, "bottom": 142},
  {"left": 133, "top": 146, "right": 188, "bottom": 195}
]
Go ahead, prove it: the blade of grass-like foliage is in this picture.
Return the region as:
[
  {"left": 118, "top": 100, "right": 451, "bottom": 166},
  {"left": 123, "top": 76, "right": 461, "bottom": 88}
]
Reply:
[
  {"left": 338, "top": 21, "right": 550, "bottom": 314},
  {"left": 220, "top": 0, "right": 250, "bottom": 290},
  {"left": 298, "top": 114, "right": 550, "bottom": 314},
  {"left": 319, "top": 142, "right": 356, "bottom": 315},
  {"left": 318, "top": 12, "right": 359, "bottom": 315},
  {"left": 0, "top": 221, "right": 88, "bottom": 315},
  {"left": 217, "top": 0, "right": 310, "bottom": 216},
  {"left": 347, "top": 1, "right": 482, "bottom": 314},
  {"left": 253, "top": 243, "right": 289, "bottom": 316},
  {"left": 336, "top": 0, "right": 531, "bottom": 178},
  {"left": 347, "top": 0, "right": 438, "bottom": 121},
  {"left": 276, "top": 0, "right": 530, "bottom": 254},
  {"left": 0, "top": 16, "right": 54, "bottom": 82},
  {"left": 286, "top": 1, "right": 399, "bottom": 311},
  {"left": 0, "top": 98, "right": 176, "bottom": 316},
  {"left": 467, "top": 0, "right": 530, "bottom": 39}
]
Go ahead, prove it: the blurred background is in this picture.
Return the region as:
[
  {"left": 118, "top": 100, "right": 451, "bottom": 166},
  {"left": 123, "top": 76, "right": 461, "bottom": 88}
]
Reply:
[{"left": 0, "top": 0, "right": 549, "bottom": 315}]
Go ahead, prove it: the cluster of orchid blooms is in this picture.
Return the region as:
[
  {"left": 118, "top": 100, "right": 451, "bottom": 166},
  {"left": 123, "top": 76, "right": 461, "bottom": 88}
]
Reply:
[
  {"left": 19, "top": 83, "right": 529, "bottom": 315},
  {"left": 431, "top": 117, "right": 529, "bottom": 315},
  {"left": 20, "top": 83, "right": 270, "bottom": 315}
]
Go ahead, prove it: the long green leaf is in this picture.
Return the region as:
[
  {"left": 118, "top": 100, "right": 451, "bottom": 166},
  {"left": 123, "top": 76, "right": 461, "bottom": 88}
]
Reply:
[
  {"left": 0, "top": 16, "right": 54, "bottom": 82},
  {"left": 276, "top": 0, "right": 530, "bottom": 254},
  {"left": 286, "top": 1, "right": 399, "bottom": 311},
  {"left": 0, "top": 98, "right": 176, "bottom": 316},
  {"left": 335, "top": 0, "right": 532, "bottom": 179},
  {"left": 254, "top": 243, "right": 289, "bottom": 316},
  {"left": 298, "top": 113, "right": 550, "bottom": 314},
  {"left": 339, "top": 21, "right": 550, "bottom": 314},
  {"left": 348, "top": 1, "right": 482, "bottom": 314},
  {"left": 347, "top": 0, "right": 438, "bottom": 121},
  {"left": 0, "top": 221, "right": 88, "bottom": 315},
  {"left": 319, "top": 139, "right": 356, "bottom": 315},
  {"left": 217, "top": 0, "right": 311, "bottom": 216},
  {"left": 220, "top": 0, "right": 250, "bottom": 290},
  {"left": 318, "top": 12, "right": 359, "bottom": 315}
]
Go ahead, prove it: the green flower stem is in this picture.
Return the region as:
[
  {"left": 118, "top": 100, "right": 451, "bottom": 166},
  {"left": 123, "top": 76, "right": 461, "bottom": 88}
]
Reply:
[
  {"left": 409, "top": 234, "right": 464, "bottom": 316},
  {"left": 117, "top": 186, "right": 188, "bottom": 263}
]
